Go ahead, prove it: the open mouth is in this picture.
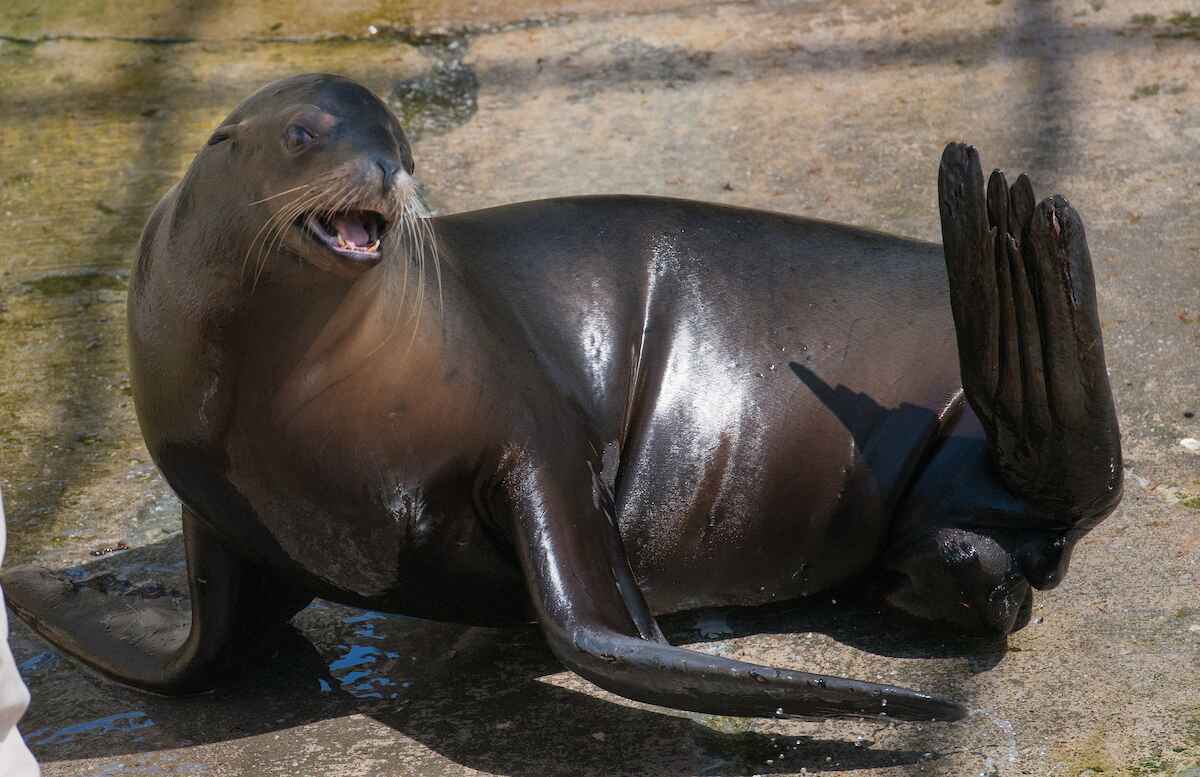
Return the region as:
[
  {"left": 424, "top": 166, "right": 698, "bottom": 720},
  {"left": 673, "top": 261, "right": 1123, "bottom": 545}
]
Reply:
[{"left": 299, "top": 209, "right": 388, "bottom": 261}]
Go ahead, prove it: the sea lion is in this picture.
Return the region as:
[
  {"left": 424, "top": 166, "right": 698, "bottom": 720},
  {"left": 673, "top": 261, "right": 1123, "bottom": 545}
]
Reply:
[{"left": 2, "top": 74, "right": 1122, "bottom": 723}]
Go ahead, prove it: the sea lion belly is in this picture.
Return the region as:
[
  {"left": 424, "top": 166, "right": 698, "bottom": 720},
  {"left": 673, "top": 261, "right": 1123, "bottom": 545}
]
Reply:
[
  {"left": 614, "top": 307, "right": 964, "bottom": 612},
  {"left": 446, "top": 197, "right": 965, "bottom": 613}
]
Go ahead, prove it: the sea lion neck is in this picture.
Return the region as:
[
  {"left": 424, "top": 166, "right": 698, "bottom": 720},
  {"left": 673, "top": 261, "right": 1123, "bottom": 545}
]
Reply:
[{"left": 267, "top": 247, "right": 464, "bottom": 425}]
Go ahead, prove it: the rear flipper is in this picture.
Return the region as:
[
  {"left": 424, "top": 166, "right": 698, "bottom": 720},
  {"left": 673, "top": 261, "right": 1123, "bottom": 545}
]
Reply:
[
  {"left": 500, "top": 439, "right": 966, "bottom": 722},
  {"left": 1, "top": 507, "right": 312, "bottom": 694},
  {"left": 938, "top": 143, "right": 1122, "bottom": 527}
]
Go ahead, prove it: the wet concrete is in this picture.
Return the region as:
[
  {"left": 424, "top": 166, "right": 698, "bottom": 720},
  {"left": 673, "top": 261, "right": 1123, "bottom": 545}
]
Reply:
[{"left": 1, "top": 0, "right": 1198, "bottom": 775}]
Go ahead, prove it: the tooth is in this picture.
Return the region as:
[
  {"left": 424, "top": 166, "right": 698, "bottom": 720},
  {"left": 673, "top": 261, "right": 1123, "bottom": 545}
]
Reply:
[
  {"left": 368, "top": 240, "right": 380, "bottom": 251},
  {"left": 337, "top": 236, "right": 347, "bottom": 247}
]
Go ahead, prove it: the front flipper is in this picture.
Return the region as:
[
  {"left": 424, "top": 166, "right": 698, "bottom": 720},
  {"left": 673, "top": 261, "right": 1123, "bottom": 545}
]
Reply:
[
  {"left": 1, "top": 507, "right": 312, "bottom": 694},
  {"left": 499, "top": 446, "right": 965, "bottom": 722}
]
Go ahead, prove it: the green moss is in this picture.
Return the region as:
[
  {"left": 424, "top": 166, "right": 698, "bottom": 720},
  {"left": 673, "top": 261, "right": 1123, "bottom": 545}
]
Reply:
[
  {"left": 24, "top": 272, "right": 127, "bottom": 296},
  {"left": 1132, "top": 83, "right": 1162, "bottom": 99},
  {"left": 1187, "top": 708, "right": 1200, "bottom": 747},
  {"left": 698, "top": 715, "right": 756, "bottom": 734},
  {"left": 1179, "top": 495, "right": 1200, "bottom": 510},
  {"left": 1127, "top": 79, "right": 1187, "bottom": 100},
  {"left": 0, "top": 260, "right": 144, "bottom": 563},
  {"left": 1128, "top": 753, "right": 1169, "bottom": 775},
  {"left": 387, "top": 33, "right": 478, "bottom": 140},
  {"left": 1157, "top": 11, "right": 1200, "bottom": 40},
  {"left": 342, "top": 0, "right": 414, "bottom": 35},
  {"left": 1130, "top": 14, "right": 1158, "bottom": 26},
  {"left": 1056, "top": 730, "right": 1117, "bottom": 776},
  {"left": 1167, "top": 12, "right": 1200, "bottom": 28}
]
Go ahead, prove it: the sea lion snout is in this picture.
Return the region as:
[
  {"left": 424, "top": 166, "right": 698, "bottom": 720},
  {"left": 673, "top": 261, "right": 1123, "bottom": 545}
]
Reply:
[
  {"left": 376, "top": 156, "right": 402, "bottom": 195},
  {"left": 1015, "top": 531, "right": 1076, "bottom": 590},
  {"left": 884, "top": 526, "right": 1038, "bottom": 637}
]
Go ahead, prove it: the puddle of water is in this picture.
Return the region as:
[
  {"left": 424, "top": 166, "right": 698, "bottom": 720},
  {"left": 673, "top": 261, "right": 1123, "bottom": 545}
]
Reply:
[
  {"left": 695, "top": 611, "right": 735, "bottom": 639},
  {"left": 320, "top": 609, "right": 413, "bottom": 700},
  {"left": 970, "top": 707, "right": 1020, "bottom": 771},
  {"left": 343, "top": 610, "right": 388, "bottom": 640},
  {"left": 17, "top": 650, "right": 58, "bottom": 675},
  {"left": 25, "top": 710, "right": 155, "bottom": 747}
]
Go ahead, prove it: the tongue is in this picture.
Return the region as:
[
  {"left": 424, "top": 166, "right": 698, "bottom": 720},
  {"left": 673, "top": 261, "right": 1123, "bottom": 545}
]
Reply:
[{"left": 332, "top": 214, "right": 371, "bottom": 246}]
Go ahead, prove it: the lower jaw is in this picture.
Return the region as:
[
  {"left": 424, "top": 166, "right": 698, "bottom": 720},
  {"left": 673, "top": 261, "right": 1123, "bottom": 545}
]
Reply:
[
  {"left": 291, "top": 232, "right": 383, "bottom": 276},
  {"left": 983, "top": 583, "right": 1034, "bottom": 636},
  {"left": 320, "top": 252, "right": 382, "bottom": 277},
  {"left": 883, "top": 572, "right": 1034, "bottom": 638},
  {"left": 1010, "top": 586, "right": 1034, "bottom": 632}
]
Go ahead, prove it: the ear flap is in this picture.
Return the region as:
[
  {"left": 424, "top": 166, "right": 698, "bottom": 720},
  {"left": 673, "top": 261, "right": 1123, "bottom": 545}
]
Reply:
[{"left": 206, "top": 123, "right": 242, "bottom": 146}]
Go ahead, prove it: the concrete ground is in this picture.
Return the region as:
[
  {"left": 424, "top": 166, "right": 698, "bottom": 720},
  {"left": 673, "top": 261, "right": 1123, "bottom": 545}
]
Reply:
[{"left": 1, "top": 0, "right": 1198, "bottom": 775}]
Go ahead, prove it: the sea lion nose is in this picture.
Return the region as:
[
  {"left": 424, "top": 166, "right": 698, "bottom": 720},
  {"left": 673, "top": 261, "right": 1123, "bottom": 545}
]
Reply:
[
  {"left": 376, "top": 157, "right": 401, "bottom": 194},
  {"left": 1019, "top": 534, "right": 1074, "bottom": 590}
]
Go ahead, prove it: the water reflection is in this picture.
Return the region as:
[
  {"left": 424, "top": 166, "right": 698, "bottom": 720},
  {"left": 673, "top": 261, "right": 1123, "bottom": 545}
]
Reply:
[
  {"left": 17, "top": 651, "right": 57, "bottom": 674},
  {"left": 25, "top": 711, "right": 155, "bottom": 748},
  {"left": 316, "top": 608, "right": 412, "bottom": 700}
]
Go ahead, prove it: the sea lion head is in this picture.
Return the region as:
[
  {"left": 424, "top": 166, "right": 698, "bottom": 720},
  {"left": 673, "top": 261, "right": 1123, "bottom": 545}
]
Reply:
[
  {"left": 883, "top": 525, "right": 1082, "bottom": 638},
  {"left": 199, "top": 73, "right": 425, "bottom": 281}
]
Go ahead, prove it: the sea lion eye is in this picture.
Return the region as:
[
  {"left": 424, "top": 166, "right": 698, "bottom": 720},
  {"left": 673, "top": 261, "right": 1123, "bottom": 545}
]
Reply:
[{"left": 284, "top": 123, "right": 316, "bottom": 152}]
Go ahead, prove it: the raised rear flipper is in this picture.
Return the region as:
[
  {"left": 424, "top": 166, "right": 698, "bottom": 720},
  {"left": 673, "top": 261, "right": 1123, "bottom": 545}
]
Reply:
[
  {"left": 938, "top": 143, "right": 1122, "bottom": 528},
  {"left": 499, "top": 441, "right": 965, "bottom": 722},
  {"left": 1, "top": 507, "right": 312, "bottom": 694}
]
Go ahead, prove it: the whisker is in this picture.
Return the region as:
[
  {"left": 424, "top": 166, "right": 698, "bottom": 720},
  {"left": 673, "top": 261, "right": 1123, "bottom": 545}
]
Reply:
[
  {"left": 425, "top": 216, "right": 443, "bottom": 315},
  {"left": 242, "top": 190, "right": 314, "bottom": 283},
  {"left": 248, "top": 187, "right": 327, "bottom": 291},
  {"left": 260, "top": 190, "right": 321, "bottom": 268},
  {"left": 328, "top": 180, "right": 359, "bottom": 221},
  {"left": 262, "top": 188, "right": 323, "bottom": 257},
  {"left": 402, "top": 191, "right": 441, "bottom": 319},
  {"left": 339, "top": 176, "right": 442, "bottom": 372},
  {"left": 404, "top": 198, "right": 428, "bottom": 361},
  {"left": 248, "top": 183, "right": 312, "bottom": 206}
]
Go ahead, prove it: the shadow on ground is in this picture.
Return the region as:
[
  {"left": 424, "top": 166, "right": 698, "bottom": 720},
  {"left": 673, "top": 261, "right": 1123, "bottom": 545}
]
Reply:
[{"left": 12, "top": 537, "right": 997, "bottom": 774}]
